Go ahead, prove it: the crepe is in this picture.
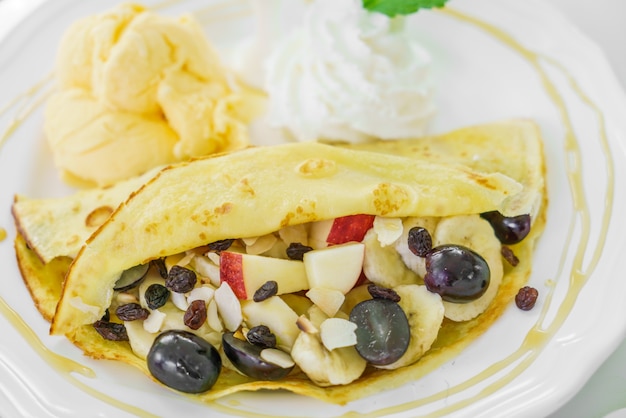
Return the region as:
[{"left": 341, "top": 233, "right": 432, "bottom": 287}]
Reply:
[
  {"left": 345, "top": 119, "right": 544, "bottom": 219},
  {"left": 13, "top": 167, "right": 162, "bottom": 264},
  {"left": 12, "top": 119, "right": 546, "bottom": 404},
  {"left": 13, "top": 119, "right": 541, "bottom": 264}
]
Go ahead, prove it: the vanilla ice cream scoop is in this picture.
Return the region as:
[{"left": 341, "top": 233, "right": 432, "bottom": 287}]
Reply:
[
  {"left": 46, "top": 3, "right": 251, "bottom": 187},
  {"left": 265, "top": 0, "right": 436, "bottom": 143}
]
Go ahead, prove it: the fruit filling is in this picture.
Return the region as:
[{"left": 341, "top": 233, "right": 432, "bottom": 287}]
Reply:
[{"left": 95, "top": 212, "right": 532, "bottom": 392}]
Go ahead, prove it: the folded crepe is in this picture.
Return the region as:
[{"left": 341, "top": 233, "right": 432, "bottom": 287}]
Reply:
[{"left": 12, "top": 119, "right": 546, "bottom": 404}]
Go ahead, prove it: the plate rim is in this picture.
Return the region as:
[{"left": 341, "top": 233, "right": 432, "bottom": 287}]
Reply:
[{"left": 1, "top": 0, "right": 626, "bottom": 417}]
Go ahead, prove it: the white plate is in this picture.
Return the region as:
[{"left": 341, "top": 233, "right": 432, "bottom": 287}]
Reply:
[{"left": 1, "top": 0, "right": 626, "bottom": 417}]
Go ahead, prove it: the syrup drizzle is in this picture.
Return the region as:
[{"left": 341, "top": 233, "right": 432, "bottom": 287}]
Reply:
[
  {"left": 356, "top": 8, "right": 614, "bottom": 417},
  {"left": 0, "top": 297, "right": 158, "bottom": 417},
  {"left": 0, "top": 3, "right": 615, "bottom": 418},
  {"left": 0, "top": 72, "right": 53, "bottom": 150}
]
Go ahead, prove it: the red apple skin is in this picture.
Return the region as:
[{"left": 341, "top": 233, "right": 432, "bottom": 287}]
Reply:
[
  {"left": 326, "top": 214, "right": 375, "bottom": 245},
  {"left": 355, "top": 270, "right": 369, "bottom": 287},
  {"left": 219, "top": 252, "right": 247, "bottom": 299}
]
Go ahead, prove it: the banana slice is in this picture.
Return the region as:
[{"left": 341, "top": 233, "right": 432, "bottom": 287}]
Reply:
[
  {"left": 376, "top": 285, "right": 444, "bottom": 370},
  {"left": 362, "top": 229, "right": 419, "bottom": 288},
  {"left": 125, "top": 302, "right": 220, "bottom": 359},
  {"left": 291, "top": 308, "right": 366, "bottom": 386},
  {"left": 395, "top": 217, "right": 438, "bottom": 279},
  {"left": 432, "top": 214, "right": 503, "bottom": 322}
]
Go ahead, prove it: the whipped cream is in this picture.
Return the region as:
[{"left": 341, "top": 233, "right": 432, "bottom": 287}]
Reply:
[
  {"left": 230, "top": 0, "right": 308, "bottom": 90},
  {"left": 264, "top": 0, "right": 436, "bottom": 143}
]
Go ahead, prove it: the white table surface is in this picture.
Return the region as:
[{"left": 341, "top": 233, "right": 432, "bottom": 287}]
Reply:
[{"left": 1, "top": 0, "right": 625, "bottom": 417}]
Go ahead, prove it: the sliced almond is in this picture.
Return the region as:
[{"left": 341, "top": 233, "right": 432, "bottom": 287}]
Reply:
[
  {"left": 242, "top": 236, "right": 259, "bottom": 246},
  {"left": 206, "top": 252, "right": 220, "bottom": 265},
  {"left": 261, "top": 348, "right": 295, "bottom": 369},
  {"left": 116, "top": 292, "right": 139, "bottom": 305},
  {"left": 187, "top": 286, "right": 215, "bottom": 304},
  {"left": 373, "top": 216, "right": 403, "bottom": 247},
  {"left": 320, "top": 318, "right": 357, "bottom": 351},
  {"left": 214, "top": 282, "right": 243, "bottom": 332},
  {"left": 171, "top": 291, "right": 189, "bottom": 311},
  {"left": 192, "top": 255, "right": 221, "bottom": 287},
  {"left": 278, "top": 224, "right": 309, "bottom": 246},
  {"left": 143, "top": 309, "right": 166, "bottom": 334},
  {"left": 245, "top": 234, "right": 278, "bottom": 255},
  {"left": 296, "top": 315, "right": 319, "bottom": 334},
  {"left": 206, "top": 299, "right": 223, "bottom": 332},
  {"left": 177, "top": 252, "right": 195, "bottom": 267}
]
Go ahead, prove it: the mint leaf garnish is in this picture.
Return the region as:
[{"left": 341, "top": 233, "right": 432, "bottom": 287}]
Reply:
[{"left": 362, "top": 0, "right": 449, "bottom": 17}]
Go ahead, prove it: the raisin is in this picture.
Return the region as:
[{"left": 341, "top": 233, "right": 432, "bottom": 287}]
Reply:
[
  {"left": 207, "top": 238, "right": 235, "bottom": 252},
  {"left": 165, "top": 265, "right": 197, "bottom": 293},
  {"left": 501, "top": 245, "right": 520, "bottom": 267},
  {"left": 145, "top": 283, "right": 170, "bottom": 310},
  {"left": 286, "top": 242, "right": 313, "bottom": 261},
  {"left": 116, "top": 303, "right": 149, "bottom": 321},
  {"left": 247, "top": 325, "right": 276, "bottom": 348},
  {"left": 367, "top": 283, "right": 401, "bottom": 302},
  {"left": 184, "top": 300, "right": 207, "bottom": 330},
  {"left": 93, "top": 320, "right": 129, "bottom": 341},
  {"left": 515, "top": 286, "right": 538, "bottom": 311},
  {"left": 101, "top": 308, "right": 111, "bottom": 322},
  {"left": 407, "top": 227, "right": 432, "bottom": 257},
  {"left": 253, "top": 280, "right": 278, "bottom": 302},
  {"left": 151, "top": 258, "right": 168, "bottom": 279}
]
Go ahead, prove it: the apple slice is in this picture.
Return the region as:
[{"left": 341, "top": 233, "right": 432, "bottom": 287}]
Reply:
[
  {"left": 241, "top": 296, "right": 300, "bottom": 350},
  {"left": 303, "top": 242, "right": 365, "bottom": 294},
  {"left": 306, "top": 287, "right": 345, "bottom": 317},
  {"left": 309, "top": 214, "right": 375, "bottom": 248},
  {"left": 220, "top": 251, "right": 309, "bottom": 300}
]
